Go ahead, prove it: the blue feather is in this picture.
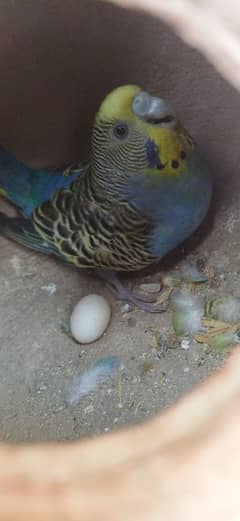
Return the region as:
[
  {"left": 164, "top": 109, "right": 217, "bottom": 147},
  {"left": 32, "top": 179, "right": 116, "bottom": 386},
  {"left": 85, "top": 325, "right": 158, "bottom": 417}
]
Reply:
[
  {"left": 0, "top": 148, "right": 83, "bottom": 216},
  {"left": 66, "top": 356, "right": 122, "bottom": 405}
]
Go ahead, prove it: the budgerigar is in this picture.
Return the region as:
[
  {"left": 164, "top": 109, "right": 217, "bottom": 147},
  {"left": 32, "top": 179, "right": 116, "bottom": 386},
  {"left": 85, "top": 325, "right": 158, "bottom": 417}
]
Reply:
[
  {"left": 0, "top": 85, "right": 212, "bottom": 311},
  {"left": 0, "top": 147, "right": 84, "bottom": 216}
]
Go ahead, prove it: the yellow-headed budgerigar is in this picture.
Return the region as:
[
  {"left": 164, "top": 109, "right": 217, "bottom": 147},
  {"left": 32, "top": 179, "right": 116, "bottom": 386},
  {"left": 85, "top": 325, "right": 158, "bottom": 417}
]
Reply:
[{"left": 0, "top": 85, "right": 212, "bottom": 311}]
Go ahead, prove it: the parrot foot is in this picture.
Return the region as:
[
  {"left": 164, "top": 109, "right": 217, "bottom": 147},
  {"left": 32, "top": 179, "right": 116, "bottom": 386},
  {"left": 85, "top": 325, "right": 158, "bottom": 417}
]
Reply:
[{"left": 96, "top": 270, "right": 164, "bottom": 313}]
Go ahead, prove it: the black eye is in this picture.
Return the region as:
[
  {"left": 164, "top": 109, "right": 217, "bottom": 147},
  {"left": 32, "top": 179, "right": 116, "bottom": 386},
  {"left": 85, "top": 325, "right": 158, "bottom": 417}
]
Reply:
[{"left": 113, "top": 123, "right": 129, "bottom": 139}]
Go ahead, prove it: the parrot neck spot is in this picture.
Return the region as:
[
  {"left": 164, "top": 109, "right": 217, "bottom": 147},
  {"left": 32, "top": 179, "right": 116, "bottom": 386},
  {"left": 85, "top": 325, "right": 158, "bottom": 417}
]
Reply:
[
  {"left": 171, "top": 160, "right": 180, "bottom": 169},
  {"left": 146, "top": 139, "right": 161, "bottom": 168},
  {"left": 157, "top": 162, "right": 165, "bottom": 171}
]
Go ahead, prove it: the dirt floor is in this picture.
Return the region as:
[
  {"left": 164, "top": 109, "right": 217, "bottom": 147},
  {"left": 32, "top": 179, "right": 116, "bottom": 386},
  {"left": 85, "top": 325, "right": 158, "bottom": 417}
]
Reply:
[{"left": 0, "top": 193, "right": 238, "bottom": 444}]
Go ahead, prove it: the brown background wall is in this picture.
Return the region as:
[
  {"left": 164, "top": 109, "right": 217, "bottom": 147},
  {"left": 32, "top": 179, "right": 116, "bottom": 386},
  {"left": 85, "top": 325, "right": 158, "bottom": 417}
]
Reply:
[{"left": 0, "top": 0, "right": 239, "bottom": 207}]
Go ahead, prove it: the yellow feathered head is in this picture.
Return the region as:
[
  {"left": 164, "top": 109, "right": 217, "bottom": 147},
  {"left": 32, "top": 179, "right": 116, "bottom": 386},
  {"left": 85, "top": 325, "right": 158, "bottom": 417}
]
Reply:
[{"left": 92, "top": 85, "right": 194, "bottom": 177}]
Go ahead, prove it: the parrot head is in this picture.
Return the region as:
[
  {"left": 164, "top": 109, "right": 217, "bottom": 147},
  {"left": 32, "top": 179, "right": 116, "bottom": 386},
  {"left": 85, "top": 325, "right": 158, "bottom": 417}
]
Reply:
[{"left": 91, "top": 84, "right": 194, "bottom": 179}]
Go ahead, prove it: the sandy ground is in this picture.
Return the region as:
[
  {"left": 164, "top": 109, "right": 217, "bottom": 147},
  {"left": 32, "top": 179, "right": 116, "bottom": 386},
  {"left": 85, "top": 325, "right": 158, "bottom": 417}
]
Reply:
[{"left": 0, "top": 194, "right": 239, "bottom": 444}]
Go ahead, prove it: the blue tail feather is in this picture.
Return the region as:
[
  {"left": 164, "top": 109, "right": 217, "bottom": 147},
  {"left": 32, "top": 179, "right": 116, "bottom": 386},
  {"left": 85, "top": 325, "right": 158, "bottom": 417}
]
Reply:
[{"left": 0, "top": 148, "right": 83, "bottom": 216}]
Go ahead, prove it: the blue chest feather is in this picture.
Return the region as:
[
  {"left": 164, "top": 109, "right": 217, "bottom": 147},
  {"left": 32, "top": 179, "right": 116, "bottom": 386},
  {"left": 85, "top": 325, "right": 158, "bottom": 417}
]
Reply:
[{"left": 127, "top": 150, "right": 212, "bottom": 259}]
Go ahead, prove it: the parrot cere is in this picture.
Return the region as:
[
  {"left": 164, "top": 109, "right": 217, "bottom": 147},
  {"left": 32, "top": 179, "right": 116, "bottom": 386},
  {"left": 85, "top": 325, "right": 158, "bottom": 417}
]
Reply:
[{"left": 0, "top": 85, "right": 212, "bottom": 311}]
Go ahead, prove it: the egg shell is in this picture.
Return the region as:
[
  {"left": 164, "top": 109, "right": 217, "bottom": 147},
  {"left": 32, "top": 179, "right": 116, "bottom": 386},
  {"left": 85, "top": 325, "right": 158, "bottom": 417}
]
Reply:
[{"left": 70, "top": 294, "right": 111, "bottom": 344}]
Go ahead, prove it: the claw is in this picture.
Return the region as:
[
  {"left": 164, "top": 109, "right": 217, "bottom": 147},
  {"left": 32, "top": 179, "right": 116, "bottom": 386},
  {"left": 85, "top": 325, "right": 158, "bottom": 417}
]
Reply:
[{"left": 96, "top": 269, "right": 165, "bottom": 313}]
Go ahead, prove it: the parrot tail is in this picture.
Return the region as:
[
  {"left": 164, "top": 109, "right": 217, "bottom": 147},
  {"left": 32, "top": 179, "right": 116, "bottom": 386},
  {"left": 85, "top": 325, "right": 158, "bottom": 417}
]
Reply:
[{"left": 0, "top": 212, "right": 58, "bottom": 256}]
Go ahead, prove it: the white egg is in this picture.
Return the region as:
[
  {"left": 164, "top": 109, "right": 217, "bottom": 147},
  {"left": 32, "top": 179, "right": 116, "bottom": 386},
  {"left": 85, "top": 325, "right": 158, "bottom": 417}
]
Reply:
[{"left": 70, "top": 294, "right": 111, "bottom": 344}]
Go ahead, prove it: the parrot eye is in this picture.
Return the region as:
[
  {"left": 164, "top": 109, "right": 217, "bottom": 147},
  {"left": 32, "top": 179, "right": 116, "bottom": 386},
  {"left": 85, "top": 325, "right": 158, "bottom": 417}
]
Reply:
[{"left": 113, "top": 122, "right": 129, "bottom": 140}]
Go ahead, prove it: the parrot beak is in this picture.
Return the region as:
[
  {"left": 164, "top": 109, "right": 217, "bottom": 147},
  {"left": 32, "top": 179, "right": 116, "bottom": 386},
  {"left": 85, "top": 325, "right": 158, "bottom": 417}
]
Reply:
[{"left": 132, "top": 91, "right": 176, "bottom": 127}]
